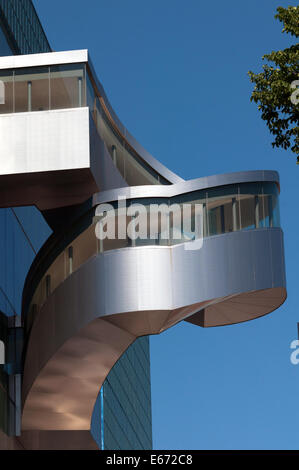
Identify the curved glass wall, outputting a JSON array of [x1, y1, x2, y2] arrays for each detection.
[[86, 72, 168, 186], [26, 181, 280, 320], [0, 63, 169, 186]]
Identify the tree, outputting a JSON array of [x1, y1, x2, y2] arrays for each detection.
[[248, 6, 299, 162]]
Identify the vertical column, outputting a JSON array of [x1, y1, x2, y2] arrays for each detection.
[[78, 77, 82, 107], [112, 145, 117, 166], [205, 193, 210, 237], [232, 197, 237, 232], [169, 199, 173, 245], [11, 71, 15, 113], [220, 205, 225, 233], [27, 81, 32, 112], [268, 196, 273, 227], [68, 246, 73, 276], [255, 196, 259, 228], [202, 202, 207, 238]]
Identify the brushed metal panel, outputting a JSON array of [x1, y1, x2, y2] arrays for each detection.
[[0, 108, 102, 209], [0, 108, 90, 174], [21, 227, 286, 448]]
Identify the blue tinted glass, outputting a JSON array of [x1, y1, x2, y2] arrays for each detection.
[[92, 336, 152, 450]]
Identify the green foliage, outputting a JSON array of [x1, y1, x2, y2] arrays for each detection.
[[248, 6, 299, 162]]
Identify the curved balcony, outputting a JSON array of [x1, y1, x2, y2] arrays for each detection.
[[20, 171, 286, 449]]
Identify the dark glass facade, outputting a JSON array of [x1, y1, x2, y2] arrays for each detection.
[[0, 0, 152, 450], [102, 336, 152, 450], [0, 11, 52, 439], [91, 337, 152, 450], [0, 0, 51, 54]]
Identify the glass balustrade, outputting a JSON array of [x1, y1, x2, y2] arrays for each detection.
[[0, 62, 168, 185], [28, 181, 280, 316], [0, 64, 85, 113]]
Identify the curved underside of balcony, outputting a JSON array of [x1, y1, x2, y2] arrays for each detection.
[[20, 228, 286, 449]]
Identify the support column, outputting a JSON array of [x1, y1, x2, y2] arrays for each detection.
[[232, 197, 237, 231], [255, 196, 259, 228], [27, 81, 32, 112], [68, 246, 73, 275], [112, 145, 117, 166], [78, 77, 82, 107]]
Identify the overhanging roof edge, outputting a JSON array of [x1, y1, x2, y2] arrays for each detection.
[[0, 49, 88, 69]]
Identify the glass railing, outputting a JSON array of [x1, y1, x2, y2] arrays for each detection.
[[27, 181, 280, 319], [86, 72, 167, 186], [0, 64, 86, 113], [0, 62, 169, 186]]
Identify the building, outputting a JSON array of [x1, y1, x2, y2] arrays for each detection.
[[0, 0, 152, 450], [0, 2, 287, 451]]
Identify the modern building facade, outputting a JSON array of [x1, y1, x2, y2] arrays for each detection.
[[0, 1, 287, 452], [0, 1, 152, 450]]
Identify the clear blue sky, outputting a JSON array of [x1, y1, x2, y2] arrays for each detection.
[[34, 0, 299, 449]]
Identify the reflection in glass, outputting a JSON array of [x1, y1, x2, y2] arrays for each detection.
[[0, 69, 13, 114], [207, 186, 241, 235], [92, 93, 163, 186], [50, 64, 85, 110], [14, 66, 50, 112]]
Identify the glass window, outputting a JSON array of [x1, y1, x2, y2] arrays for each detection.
[[71, 223, 98, 271], [238, 183, 258, 230], [207, 185, 240, 236], [50, 64, 85, 110], [14, 66, 50, 113], [86, 73, 96, 112], [27, 180, 281, 319], [95, 99, 125, 177], [0, 70, 13, 114], [262, 182, 280, 228], [93, 97, 162, 186], [99, 202, 130, 252], [44, 250, 66, 295], [123, 144, 160, 186], [172, 191, 207, 244]]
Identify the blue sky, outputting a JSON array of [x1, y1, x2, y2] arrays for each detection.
[[34, 0, 299, 449]]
